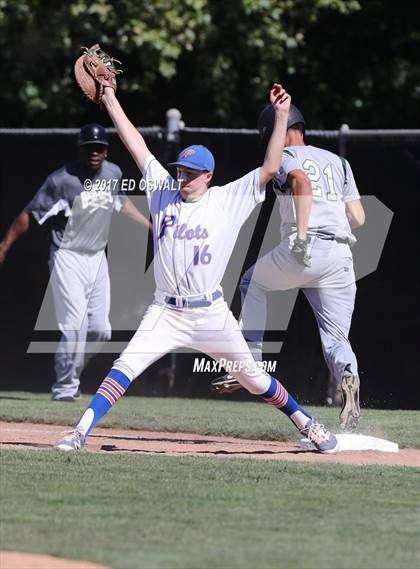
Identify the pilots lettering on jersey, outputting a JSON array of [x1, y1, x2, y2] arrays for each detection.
[[80, 189, 114, 211], [158, 215, 209, 241]]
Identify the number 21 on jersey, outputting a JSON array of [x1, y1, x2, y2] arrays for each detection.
[[302, 159, 338, 201]]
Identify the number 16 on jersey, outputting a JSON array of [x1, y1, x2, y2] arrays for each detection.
[[193, 245, 212, 266]]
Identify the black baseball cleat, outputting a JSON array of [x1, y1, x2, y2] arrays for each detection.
[[340, 371, 360, 431], [210, 374, 243, 394]]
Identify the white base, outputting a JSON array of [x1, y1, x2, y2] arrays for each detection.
[[55, 443, 74, 452], [300, 433, 399, 453]]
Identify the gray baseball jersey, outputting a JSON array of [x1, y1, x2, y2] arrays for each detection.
[[239, 144, 361, 383], [275, 145, 360, 244], [143, 155, 264, 296], [26, 160, 124, 254]]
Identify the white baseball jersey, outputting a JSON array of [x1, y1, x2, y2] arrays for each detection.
[[275, 145, 360, 244], [143, 155, 264, 296]]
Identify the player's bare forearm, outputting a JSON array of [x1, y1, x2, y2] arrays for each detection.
[[259, 84, 291, 189], [101, 87, 152, 174], [289, 171, 312, 240], [0, 210, 30, 264], [121, 198, 153, 231], [345, 199, 365, 228]]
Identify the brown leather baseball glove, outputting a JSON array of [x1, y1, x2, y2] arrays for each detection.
[[74, 44, 122, 104]]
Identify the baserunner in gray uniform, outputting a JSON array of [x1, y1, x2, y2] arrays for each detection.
[[0, 124, 150, 401], [211, 105, 365, 431]]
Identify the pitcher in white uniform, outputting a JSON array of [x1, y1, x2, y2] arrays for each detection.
[[56, 83, 339, 454]]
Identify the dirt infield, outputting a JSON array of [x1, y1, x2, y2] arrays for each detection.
[[0, 551, 110, 569], [1, 421, 419, 466]]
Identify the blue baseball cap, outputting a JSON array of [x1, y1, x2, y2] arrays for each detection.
[[168, 145, 215, 172]]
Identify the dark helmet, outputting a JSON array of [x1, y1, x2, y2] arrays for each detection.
[[78, 123, 109, 146], [258, 104, 306, 142]]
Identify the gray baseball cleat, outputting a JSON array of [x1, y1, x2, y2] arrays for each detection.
[[340, 371, 360, 431], [210, 374, 243, 394], [55, 427, 86, 451], [300, 418, 339, 454], [51, 390, 81, 402]]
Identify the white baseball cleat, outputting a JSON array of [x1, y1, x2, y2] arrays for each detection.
[[300, 418, 339, 454], [55, 427, 86, 451]]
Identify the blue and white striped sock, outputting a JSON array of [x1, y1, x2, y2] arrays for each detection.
[[75, 368, 131, 437], [262, 376, 312, 431]]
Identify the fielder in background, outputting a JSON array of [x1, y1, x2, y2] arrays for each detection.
[[56, 73, 339, 454], [0, 124, 151, 401], [211, 104, 365, 431]]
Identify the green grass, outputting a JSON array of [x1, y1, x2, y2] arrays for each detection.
[[1, 450, 419, 569], [1, 393, 419, 568], [0, 391, 419, 448]]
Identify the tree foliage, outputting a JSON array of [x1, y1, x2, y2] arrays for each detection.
[[0, 0, 418, 128]]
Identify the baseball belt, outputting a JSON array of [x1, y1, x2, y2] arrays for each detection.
[[164, 290, 223, 308]]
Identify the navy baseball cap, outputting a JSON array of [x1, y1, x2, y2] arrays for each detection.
[[78, 123, 109, 146], [168, 145, 215, 172]]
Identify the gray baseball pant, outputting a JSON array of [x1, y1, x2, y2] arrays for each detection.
[[48, 247, 111, 398], [239, 235, 359, 381]]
